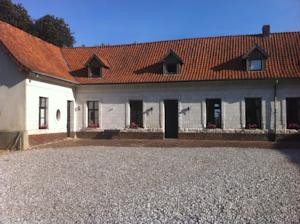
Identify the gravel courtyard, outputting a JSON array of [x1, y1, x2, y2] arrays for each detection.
[[0, 147, 299, 223]]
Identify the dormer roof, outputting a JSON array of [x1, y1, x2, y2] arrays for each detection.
[[85, 54, 110, 68], [160, 49, 183, 64], [242, 44, 269, 59]]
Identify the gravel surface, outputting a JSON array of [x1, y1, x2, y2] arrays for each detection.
[[0, 147, 299, 223]]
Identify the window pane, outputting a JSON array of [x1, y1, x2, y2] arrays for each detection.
[[88, 101, 93, 109], [87, 101, 99, 127], [249, 60, 262, 71], [91, 66, 101, 77], [130, 100, 143, 128], [166, 64, 177, 74], [286, 98, 300, 129], [40, 98, 45, 107], [206, 99, 221, 128], [245, 98, 261, 129], [94, 102, 99, 109], [39, 97, 48, 129]]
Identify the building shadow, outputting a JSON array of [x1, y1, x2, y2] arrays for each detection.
[[273, 134, 300, 167], [134, 63, 162, 74], [70, 68, 88, 77], [212, 56, 245, 71]]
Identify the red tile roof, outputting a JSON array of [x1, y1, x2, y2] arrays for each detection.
[[1, 21, 300, 85], [0, 21, 75, 82]]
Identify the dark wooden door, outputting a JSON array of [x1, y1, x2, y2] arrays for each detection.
[[67, 101, 72, 137], [164, 100, 178, 138]]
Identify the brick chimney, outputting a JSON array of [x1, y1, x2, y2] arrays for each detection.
[[262, 25, 270, 37]]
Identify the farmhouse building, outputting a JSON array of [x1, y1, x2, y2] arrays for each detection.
[[0, 21, 299, 149]]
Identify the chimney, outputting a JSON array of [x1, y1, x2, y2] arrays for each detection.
[[262, 25, 270, 37]]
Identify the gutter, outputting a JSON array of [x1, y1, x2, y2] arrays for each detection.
[[30, 71, 79, 85]]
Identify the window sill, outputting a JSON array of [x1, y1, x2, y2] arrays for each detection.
[[85, 127, 101, 132], [39, 127, 48, 130], [125, 128, 145, 132]]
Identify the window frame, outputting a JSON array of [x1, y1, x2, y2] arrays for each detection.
[[39, 97, 48, 129], [245, 98, 262, 129], [286, 97, 300, 130], [206, 99, 222, 129], [129, 100, 143, 128], [87, 101, 99, 128]]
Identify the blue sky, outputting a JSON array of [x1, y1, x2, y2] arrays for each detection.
[[14, 0, 300, 47]]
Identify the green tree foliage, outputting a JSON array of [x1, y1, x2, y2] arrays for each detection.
[[0, 0, 33, 33], [0, 0, 75, 47], [34, 15, 75, 47]]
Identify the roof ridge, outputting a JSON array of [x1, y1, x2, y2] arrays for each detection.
[[59, 48, 72, 71], [63, 31, 300, 50]]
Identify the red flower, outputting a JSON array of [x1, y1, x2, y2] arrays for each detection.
[[88, 123, 99, 128], [246, 123, 258, 129], [130, 122, 138, 129], [288, 123, 300, 130], [207, 122, 216, 129]]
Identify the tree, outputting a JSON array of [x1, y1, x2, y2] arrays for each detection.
[[0, 0, 33, 33], [34, 15, 75, 47]]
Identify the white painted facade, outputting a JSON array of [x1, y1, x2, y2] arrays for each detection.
[[75, 80, 300, 134], [0, 45, 300, 149], [25, 78, 76, 135], [0, 48, 26, 132]]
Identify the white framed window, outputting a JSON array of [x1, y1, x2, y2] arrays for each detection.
[[87, 101, 99, 128], [39, 97, 48, 129]]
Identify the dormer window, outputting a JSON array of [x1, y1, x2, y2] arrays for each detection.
[[89, 64, 101, 77], [166, 63, 178, 74], [160, 49, 183, 75], [248, 59, 263, 71], [243, 44, 269, 72], [85, 54, 110, 78]]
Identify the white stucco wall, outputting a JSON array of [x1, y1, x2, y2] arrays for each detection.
[[75, 80, 300, 133], [0, 47, 26, 131], [25, 79, 76, 135]]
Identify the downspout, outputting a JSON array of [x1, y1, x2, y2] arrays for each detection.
[[273, 79, 279, 141]]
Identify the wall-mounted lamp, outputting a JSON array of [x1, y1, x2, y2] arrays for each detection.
[[144, 107, 153, 115], [179, 107, 191, 115]]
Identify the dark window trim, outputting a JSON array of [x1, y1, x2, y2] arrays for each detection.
[[129, 100, 143, 128], [206, 99, 222, 129], [87, 101, 99, 128], [245, 98, 262, 129], [39, 97, 48, 129]]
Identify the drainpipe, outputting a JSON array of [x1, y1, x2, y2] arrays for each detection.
[[273, 79, 279, 141]]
